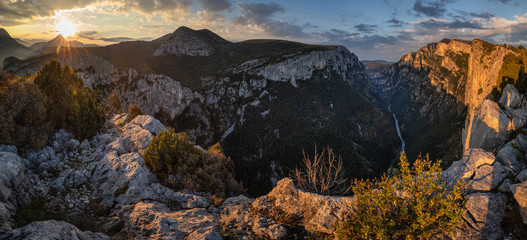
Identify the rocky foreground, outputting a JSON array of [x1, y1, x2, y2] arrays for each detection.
[[1, 85, 527, 239]]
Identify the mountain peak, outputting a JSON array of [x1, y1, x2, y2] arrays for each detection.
[[0, 28, 12, 39]]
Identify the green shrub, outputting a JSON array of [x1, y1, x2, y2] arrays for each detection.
[[34, 60, 106, 140], [128, 104, 144, 120], [144, 130, 243, 197], [0, 72, 49, 151], [335, 153, 466, 239]]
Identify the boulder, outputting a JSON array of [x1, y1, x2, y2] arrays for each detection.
[[64, 139, 80, 152], [466, 99, 511, 151], [510, 108, 527, 130], [469, 162, 507, 191], [443, 148, 496, 184], [121, 115, 167, 155], [121, 201, 221, 240], [251, 178, 356, 234], [452, 192, 507, 240], [499, 84, 522, 109], [219, 203, 286, 239], [511, 180, 527, 225], [0, 146, 16, 155], [0, 220, 109, 240], [496, 145, 524, 175]]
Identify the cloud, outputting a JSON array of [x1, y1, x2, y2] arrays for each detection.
[[198, 0, 231, 12], [487, 0, 513, 3], [0, 0, 194, 26], [234, 2, 284, 25], [386, 18, 405, 27], [505, 23, 527, 42], [411, 0, 455, 18], [470, 11, 494, 19], [414, 18, 487, 33], [321, 28, 414, 50], [233, 2, 308, 38], [355, 24, 377, 33]]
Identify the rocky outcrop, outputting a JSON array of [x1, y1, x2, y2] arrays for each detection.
[[119, 201, 221, 240], [0, 151, 37, 233], [121, 115, 167, 155], [443, 137, 527, 239], [0, 220, 109, 240], [464, 99, 511, 151], [236, 46, 367, 88], [219, 178, 356, 238], [368, 39, 523, 166]]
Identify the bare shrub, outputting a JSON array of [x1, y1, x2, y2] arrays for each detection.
[[291, 146, 351, 195]]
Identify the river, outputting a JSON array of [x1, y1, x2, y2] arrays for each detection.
[[388, 105, 405, 169]]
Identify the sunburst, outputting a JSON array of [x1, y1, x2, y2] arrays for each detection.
[[56, 19, 76, 37]]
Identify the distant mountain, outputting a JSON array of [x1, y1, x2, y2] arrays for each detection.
[[29, 35, 87, 54], [0, 28, 33, 67], [362, 60, 393, 70], [153, 26, 231, 56], [5, 26, 400, 195]]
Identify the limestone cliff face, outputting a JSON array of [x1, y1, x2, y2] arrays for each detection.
[[371, 39, 518, 165]]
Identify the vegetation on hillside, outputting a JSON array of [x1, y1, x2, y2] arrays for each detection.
[[128, 104, 144, 120], [335, 153, 466, 239], [144, 130, 243, 197], [496, 52, 527, 94], [0, 60, 106, 151], [34, 60, 105, 140]]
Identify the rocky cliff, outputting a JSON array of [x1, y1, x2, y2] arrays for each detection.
[[370, 39, 524, 166]]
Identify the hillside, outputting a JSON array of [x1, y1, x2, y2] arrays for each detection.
[[0, 28, 33, 66]]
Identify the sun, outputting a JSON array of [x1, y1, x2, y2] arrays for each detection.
[[56, 19, 77, 37]]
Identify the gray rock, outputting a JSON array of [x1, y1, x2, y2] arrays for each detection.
[[517, 168, 527, 182], [496, 145, 524, 175], [443, 148, 496, 184], [27, 147, 55, 170], [499, 84, 522, 109], [221, 195, 253, 208], [0, 152, 28, 233], [121, 201, 221, 240], [107, 137, 134, 156], [510, 180, 527, 225], [64, 139, 80, 152], [452, 192, 507, 240], [78, 139, 90, 150], [0, 146, 17, 155], [252, 178, 356, 234], [52, 130, 74, 152], [511, 108, 527, 130], [220, 204, 285, 240], [469, 162, 507, 191], [121, 115, 167, 155], [466, 99, 511, 151], [65, 171, 87, 188], [0, 220, 109, 240], [0, 152, 25, 189]]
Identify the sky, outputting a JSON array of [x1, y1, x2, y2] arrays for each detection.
[[2, 0, 527, 61]]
